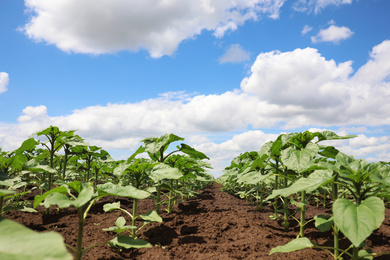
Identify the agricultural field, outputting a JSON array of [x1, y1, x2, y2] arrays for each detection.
[[1, 127, 390, 259]]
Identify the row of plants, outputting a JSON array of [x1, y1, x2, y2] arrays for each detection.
[[217, 130, 390, 260], [0, 126, 213, 260]]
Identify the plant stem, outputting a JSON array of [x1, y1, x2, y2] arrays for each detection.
[[299, 190, 306, 237], [132, 198, 138, 238], [333, 224, 339, 259], [156, 184, 161, 213], [75, 207, 85, 260], [352, 246, 359, 260]]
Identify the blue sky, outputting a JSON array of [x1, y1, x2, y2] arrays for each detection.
[[1, 0, 390, 176]]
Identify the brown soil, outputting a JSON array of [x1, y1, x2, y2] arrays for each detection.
[[5, 182, 390, 259]]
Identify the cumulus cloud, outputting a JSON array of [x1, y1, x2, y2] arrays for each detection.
[[0, 72, 9, 94], [241, 47, 353, 109], [293, 0, 353, 14], [311, 24, 354, 43], [21, 0, 286, 58], [219, 44, 250, 64], [1, 40, 390, 175]]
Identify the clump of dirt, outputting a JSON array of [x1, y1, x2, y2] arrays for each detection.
[[6, 183, 390, 259]]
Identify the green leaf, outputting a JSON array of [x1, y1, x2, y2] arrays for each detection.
[[43, 193, 73, 208], [139, 210, 162, 223], [149, 164, 183, 181], [115, 216, 126, 228], [281, 143, 319, 173], [314, 214, 333, 232], [127, 145, 146, 162], [0, 189, 17, 197], [0, 217, 72, 260], [15, 138, 39, 154], [113, 162, 132, 177], [178, 144, 209, 160], [103, 202, 121, 212], [110, 235, 152, 249], [333, 197, 385, 247], [266, 169, 333, 200], [143, 134, 184, 155], [270, 237, 315, 255], [370, 167, 390, 187], [33, 185, 69, 208], [97, 183, 150, 199], [237, 171, 272, 185]]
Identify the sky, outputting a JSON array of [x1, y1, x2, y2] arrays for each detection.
[[1, 0, 390, 177]]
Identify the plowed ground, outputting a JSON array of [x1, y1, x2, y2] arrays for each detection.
[[6, 182, 390, 259]]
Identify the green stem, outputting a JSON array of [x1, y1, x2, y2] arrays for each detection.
[[333, 224, 339, 259], [156, 184, 161, 213], [132, 198, 138, 238], [75, 207, 85, 260], [299, 190, 306, 237], [352, 246, 359, 260]]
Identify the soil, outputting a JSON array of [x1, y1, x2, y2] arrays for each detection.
[[5, 182, 390, 260]]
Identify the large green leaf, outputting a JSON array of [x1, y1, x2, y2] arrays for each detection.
[[109, 235, 152, 249], [178, 144, 209, 160], [113, 162, 132, 177], [370, 166, 390, 187], [0, 217, 72, 260], [315, 131, 356, 142], [33, 185, 69, 208], [333, 197, 385, 247], [143, 134, 184, 155], [266, 169, 333, 200], [97, 183, 150, 199], [149, 164, 183, 181], [281, 143, 319, 173], [270, 237, 315, 255], [237, 171, 272, 185], [42, 185, 95, 208]]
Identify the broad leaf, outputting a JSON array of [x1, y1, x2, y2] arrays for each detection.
[[370, 167, 390, 187], [0, 217, 72, 260], [270, 237, 315, 255], [237, 171, 272, 185], [178, 144, 209, 160], [139, 210, 162, 223], [110, 235, 152, 249], [314, 214, 333, 232], [149, 164, 183, 181], [333, 197, 385, 247], [266, 169, 333, 200], [97, 183, 150, 199], [103, 202, 121, 212], [281, 143, 319, 173]]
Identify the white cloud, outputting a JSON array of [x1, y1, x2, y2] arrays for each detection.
[[293, 0, 353, 14], [0, 72, 9, 94], [2, 40, 390, 176], [219, 44, 250, 64], [21, 0, 286, 58], [311, 24, 354, 44], [301, 25, 313, 35], [241, 47, 353, 109]]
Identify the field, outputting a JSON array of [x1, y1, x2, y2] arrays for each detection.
[[6, 182, 390, 260], [2, 129, 390, 259]]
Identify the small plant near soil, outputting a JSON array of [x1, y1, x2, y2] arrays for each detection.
[[34, 181, 107, 260], [103, 202, 162, 248]]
